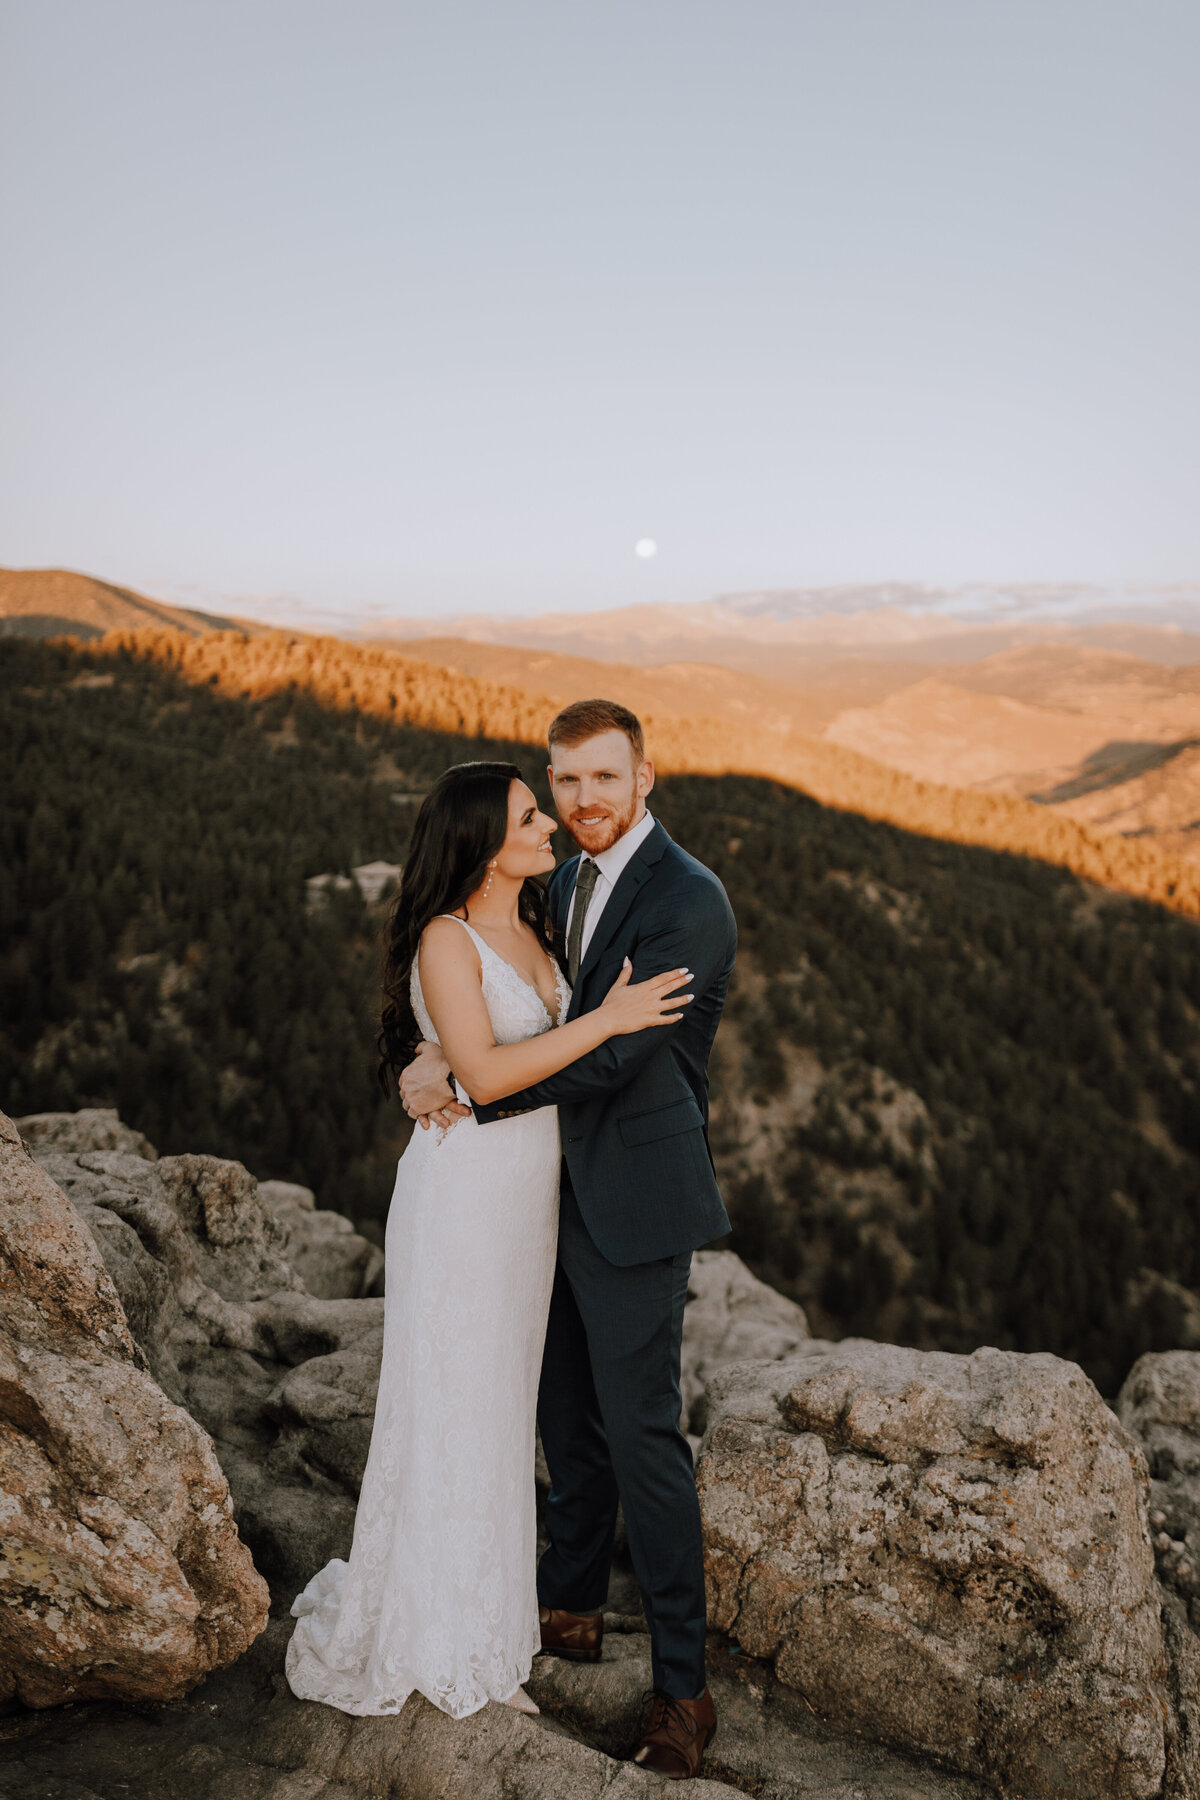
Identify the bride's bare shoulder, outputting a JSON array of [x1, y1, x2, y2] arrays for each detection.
[[418, 915, 482, 976]]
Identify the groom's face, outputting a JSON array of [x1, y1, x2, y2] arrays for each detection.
[[548, 728, 654, 855]]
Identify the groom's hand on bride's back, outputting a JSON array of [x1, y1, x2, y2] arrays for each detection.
[[399, 1041, 472, 1131]]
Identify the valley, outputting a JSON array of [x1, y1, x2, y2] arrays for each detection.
[[5, 628, 1200, 1398]]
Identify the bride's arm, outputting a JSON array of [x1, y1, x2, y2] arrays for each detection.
[[416, 918, 691, 1107]]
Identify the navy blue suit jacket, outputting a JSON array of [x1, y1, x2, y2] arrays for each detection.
[[473, 819, 736, 1265]]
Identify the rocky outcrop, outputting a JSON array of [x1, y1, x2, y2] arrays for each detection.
[[9, 1105, 1200, 1800], [18, 1116, 808, 1597], [23, 1130, 377, 1588], [681, 1249, 809, 1438], [698, 1337, 1187, 1800], [1, 1611, 995, 1799], [1118, 1351, 1200, 1636], [16, 1106, 158, 1161], [258, 1179, 384, 1300], [0, 1112, 268, 1707], [526, 1625, 996, 1798]]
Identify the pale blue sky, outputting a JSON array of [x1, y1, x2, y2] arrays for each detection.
[[2, 1, 1197, 624]]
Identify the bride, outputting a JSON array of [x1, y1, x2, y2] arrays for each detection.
[[285, 759, 692, 1720]]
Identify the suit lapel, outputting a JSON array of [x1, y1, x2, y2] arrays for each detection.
[[548, 856, 577, 972], [568, 820, 670, 1015]]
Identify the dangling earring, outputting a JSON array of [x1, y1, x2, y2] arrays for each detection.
[[483, 859, 496, 898]]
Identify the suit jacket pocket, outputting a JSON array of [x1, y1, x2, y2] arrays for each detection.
[[617, 1095, 705, 1148]]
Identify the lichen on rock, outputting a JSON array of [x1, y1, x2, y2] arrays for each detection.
[[698, 1337, 1178, 1800], [1118, 1350, 1200, 1638], [0, 1110, 269, 1708]]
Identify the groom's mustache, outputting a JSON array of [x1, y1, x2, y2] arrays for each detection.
[[564, 804, 623, 839]]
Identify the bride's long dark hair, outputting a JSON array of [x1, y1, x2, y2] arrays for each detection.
[[377, 760, 552, 1093]]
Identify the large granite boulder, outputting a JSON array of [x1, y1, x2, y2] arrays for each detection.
[[0, 1112, 269, 1707], [31, 1145, 307, 1391], [23, 1135, 378, 1589], [698, 1337, 1187, 1800], [1118, 1351, 1200, 1633]]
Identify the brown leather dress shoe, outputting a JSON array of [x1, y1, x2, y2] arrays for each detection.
[[632, 1687, 717, 1779], [538, 1604, 604, 1663]]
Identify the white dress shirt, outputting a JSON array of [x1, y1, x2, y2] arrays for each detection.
[[565, 809, 657, 964]]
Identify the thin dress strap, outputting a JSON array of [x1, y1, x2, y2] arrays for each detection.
[[435, 913, 489, 955]]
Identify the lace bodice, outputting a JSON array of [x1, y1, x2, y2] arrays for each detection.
[[411, 916, 570, 1049]]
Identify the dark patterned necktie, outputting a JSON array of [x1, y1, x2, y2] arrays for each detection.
[[567, 858, 599, 983]]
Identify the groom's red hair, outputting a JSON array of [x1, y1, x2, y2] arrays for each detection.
[[547, 698, 645, 763]]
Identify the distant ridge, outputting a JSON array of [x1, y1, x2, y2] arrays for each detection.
[[367, 582, 1200, 672], [0, 567, 272, 641]]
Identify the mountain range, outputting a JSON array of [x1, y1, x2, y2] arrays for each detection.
[[6, 564, 1200, 863], [375, 582, 1200, 672]]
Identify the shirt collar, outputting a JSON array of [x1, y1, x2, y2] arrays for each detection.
[[585, 808, 656, 886]]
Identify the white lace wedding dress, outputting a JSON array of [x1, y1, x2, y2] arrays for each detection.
[[285, 917, 569, 1718]]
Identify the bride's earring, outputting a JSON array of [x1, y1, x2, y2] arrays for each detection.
[[483, 860, 496, 899]]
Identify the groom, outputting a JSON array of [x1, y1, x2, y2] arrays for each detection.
[[401, 698, 736, 1779]]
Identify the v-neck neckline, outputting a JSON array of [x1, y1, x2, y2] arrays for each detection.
[[448, 915, 564, 1023]]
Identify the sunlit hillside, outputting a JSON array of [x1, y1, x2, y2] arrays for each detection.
[[825, 643, 1200, 860], [0, 566, 264, 640], [389, 634, 1200, 865], [93, 624, 1200, 916], [376, 633, 930, 734], [11, 565, 1200, 873], [5, 629, 1200, 1398]]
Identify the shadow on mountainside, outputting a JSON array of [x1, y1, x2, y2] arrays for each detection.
[[1032, 736, 1200, 805], [4, 631, 1200, 1396]]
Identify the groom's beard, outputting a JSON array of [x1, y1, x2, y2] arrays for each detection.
[[561, 792, 640, 856]]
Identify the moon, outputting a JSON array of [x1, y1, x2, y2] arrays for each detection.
[[635, 538, 658, 559]]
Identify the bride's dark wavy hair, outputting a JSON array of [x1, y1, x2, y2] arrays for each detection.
[[377, 760, 551, 1094]]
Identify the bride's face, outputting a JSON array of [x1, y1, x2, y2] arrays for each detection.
[[494, 779, 557, 879]]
